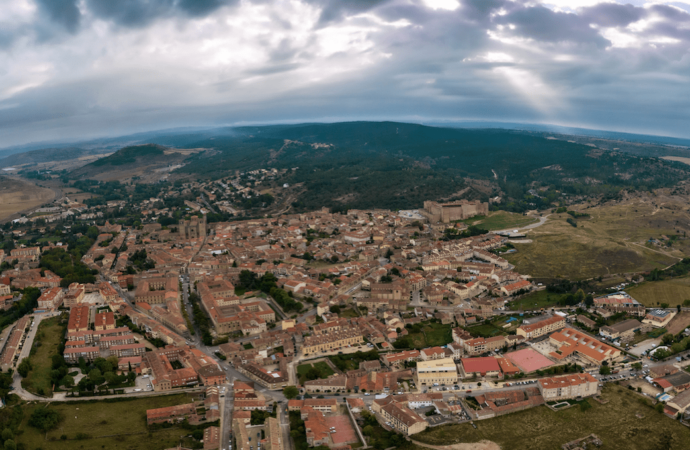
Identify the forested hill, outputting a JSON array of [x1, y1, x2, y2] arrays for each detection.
[[167, 122, 689, 212]]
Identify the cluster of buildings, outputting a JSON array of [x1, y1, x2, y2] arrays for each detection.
[[141, 345, 226, 391]]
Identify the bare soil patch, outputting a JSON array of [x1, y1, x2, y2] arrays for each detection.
[[666, 312, 690, 335], [0, 176, 55, 221]]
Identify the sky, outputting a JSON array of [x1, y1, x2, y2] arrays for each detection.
[[1, 0, 690, 148]]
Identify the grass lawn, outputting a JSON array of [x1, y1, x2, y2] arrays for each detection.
[[423, 322, 453, 347], [36, 236, 61, 243], [399, 322, 453, 349], [339, 308, 359, 318], [296, 361, 335, 384], [22, 315, 66, 397], [412, 385, 690, 450], [626, 278, 690, 307], [508, 290, 561, 311], [17, 394, 195, 450], [466, 323, 506, 338], [457, 211, 538, 231]]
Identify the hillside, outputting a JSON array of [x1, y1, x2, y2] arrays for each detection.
[[169, 122, 690, 212], [70, 144, 200, 182], [65, 122, 690, 212]]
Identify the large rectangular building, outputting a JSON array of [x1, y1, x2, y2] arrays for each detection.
[[538, 373, 598, 401], [516, 316, 565, 339], [302, 328, 364, 356], [68, 305, 90, 332], [422, 200, 488, 223], [416, 357, 458, 386]]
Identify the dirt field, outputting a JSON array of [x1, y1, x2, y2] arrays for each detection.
[[0, 176, 56, 221], [665, 312, 690, 335], [662, 156, 690, 166], [505, 190, 690, 280]]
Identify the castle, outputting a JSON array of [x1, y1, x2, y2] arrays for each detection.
[[421, 200, 488, 223]]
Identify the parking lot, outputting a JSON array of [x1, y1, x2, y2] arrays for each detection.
[[627, 338, 660, 356]]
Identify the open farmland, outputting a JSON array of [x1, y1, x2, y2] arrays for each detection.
[[17, 394, 197, 450], [504, 192, 689, 280], [627, 278, 690, 308], [412, 385, 690, 450], [0, 176, 55, 222]]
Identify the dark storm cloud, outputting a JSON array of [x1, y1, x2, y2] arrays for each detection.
[[309, 0, 393, 26], [2, 0, 690, 147], [579, 3, 646, 27], [496, 6, 611, 47], [85, 0, 239, 27], [35, 0, 81, 33]]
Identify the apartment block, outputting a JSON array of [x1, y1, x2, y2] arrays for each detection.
[[538, 373, 598, 401], [516, 316, 566, 339], [302, 327, 363, 356], [67, 305, 90, 332]]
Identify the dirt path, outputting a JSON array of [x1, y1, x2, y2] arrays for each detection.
[[411, 439, 501, 450], [629, 241, 682, 263]]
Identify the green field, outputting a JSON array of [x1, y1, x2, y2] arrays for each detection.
[[467, 315, 524, 338], [460, 211, 539, 231], [17, 394, 197, 450], [339, 308, 360, 318], [296, 361, 335, 384], [412, 385, 690, 450], [508, 290, 560, 311], [626, 278, 690, 307], [22, 315, 66, 397], [395, 322, 452, 349]]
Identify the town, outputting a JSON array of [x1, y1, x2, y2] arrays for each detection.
[[1, 193, 690, 450]]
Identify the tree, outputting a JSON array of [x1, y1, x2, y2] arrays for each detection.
[[89, 368, 104, 385], [3, 440, 15, 450], [29, 408, 62, 432], [574, 289, 585, 304], [362, 425, 374, 436], [662, 333, 675, 346], [329, 305, 341, 315], [1, 429, 13, 442], [61, 375, 75, 388], [678, 304, 682, 313], [17, 358, 32, 378], [283, 386, 299, 400], [661, 303, 670, 309], [599, 366, 612, 375]]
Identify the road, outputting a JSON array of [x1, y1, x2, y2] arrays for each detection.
[[494, 214, 551, 235], [11, 311, 66, 400]]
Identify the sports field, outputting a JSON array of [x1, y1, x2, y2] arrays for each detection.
[[506, 348, 554, 372]]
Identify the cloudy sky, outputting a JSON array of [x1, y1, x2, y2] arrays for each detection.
[[1, 0, 690, 147]]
